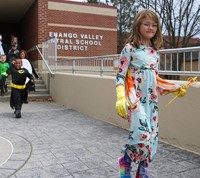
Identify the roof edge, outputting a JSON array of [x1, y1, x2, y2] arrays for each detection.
[[48, 0, 116, 9]]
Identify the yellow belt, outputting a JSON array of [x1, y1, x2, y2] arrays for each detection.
[[10, 82, 26, 89]]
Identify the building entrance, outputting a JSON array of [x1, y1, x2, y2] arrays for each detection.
[[0, 0, 35, 54], [0, 0, 117, 69]]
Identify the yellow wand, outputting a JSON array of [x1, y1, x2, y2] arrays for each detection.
[[165, 76, 198, 107]]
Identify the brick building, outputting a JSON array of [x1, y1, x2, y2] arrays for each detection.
[[0, 0, 117, 67]]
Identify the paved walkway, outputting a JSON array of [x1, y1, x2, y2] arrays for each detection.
[[0, 101, 200, 178]]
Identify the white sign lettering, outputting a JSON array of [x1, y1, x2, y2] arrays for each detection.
[[49, 32, 103, 51]]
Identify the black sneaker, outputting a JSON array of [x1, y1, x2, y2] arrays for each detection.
[[15, 110, 21, 118], [23, 100, 29, 104]]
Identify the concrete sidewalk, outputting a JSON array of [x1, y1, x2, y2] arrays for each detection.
[[0, 101, 200, 178]]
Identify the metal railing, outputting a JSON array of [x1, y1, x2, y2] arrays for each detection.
[[42, 37, 57, 73], [35, 45, 55, 77], [159, 46, 200, 76], [40, 42, 200, 77], [54, 55, 119, 76]]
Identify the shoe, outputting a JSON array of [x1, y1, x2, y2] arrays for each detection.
[[15, 110, 21, 118], [118, 157, 132, 178], [1, 92, 4, 96], [135, 162, 149, 178], [23, 100, 29, 104]]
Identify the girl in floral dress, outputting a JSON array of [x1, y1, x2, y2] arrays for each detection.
[[115, 9, 186, 178]]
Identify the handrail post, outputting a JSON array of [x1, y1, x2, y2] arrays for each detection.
[[198, 51, 200, 71], [72, 60, 75, 74], [100, 57, 103, 76], [54, 37, 58, 71]]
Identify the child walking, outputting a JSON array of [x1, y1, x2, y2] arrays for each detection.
[[115, 9, 186, 178], [0, 55, 9, 96], [20, 50, 39, 104], [7, 59, 34, 118]]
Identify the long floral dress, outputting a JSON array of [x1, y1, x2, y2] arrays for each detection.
[[116, 43, 181, 164]]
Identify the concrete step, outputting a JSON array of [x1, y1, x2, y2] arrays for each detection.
[[4, 88, 49, 95], [32, 80, 45, 84], [7, 79, 45, 85], [0, 76, 51, 102], [0, 93, 52, 102], [7, 84, 47, 90]]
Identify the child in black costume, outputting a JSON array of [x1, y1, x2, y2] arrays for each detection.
[[7, 59, 34, 118]]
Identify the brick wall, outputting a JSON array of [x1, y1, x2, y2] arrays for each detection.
[[48, 0, 117, 57], [48, 27, 117, 57], [20, 0, 117, 63], [20, 1, 38, 50], [48, 10, 116, 28], [38, 0, 48, 44], [20, 0, 48, 62]]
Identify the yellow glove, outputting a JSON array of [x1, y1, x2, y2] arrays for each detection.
[[172, 87, 186, 98], [115, 85, 129, 119]]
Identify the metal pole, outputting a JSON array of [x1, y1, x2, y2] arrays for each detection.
[[35, 45, 54, 77], [100, 58, 103, 76], [54, 37, 58, 71]]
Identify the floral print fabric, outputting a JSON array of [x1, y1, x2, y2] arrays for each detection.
[[116, 43, 180, 163]]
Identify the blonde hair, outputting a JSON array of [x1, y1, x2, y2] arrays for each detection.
[[126, 9, 163, 50], [0, 54, 6, 58]]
